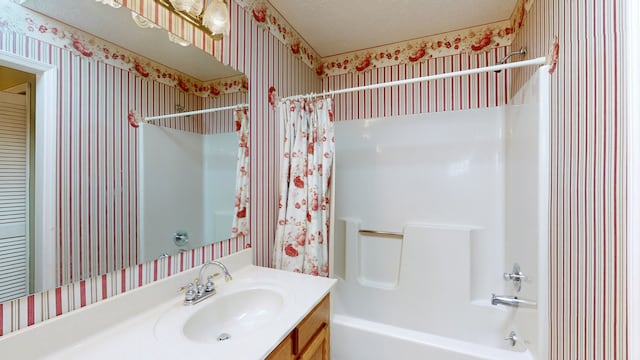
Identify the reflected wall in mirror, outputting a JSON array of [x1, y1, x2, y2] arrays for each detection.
[[0, 0, 249, 304]]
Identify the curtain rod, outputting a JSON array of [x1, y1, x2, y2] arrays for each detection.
[[280, 57, 548, 102], [144, 103, 249, 122]]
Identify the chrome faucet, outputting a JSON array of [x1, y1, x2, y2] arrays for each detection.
[[182, 260, 233, 305], [198, 260, 233, 284], [491, 294, 536, 307]]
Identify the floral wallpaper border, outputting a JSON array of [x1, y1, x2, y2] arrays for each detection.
[[0, 2, 248, 98], [235, 0, 320, 70], [237, 0, 533, 77], [317, 21, 513, 77], [316, 0, 533, 77]]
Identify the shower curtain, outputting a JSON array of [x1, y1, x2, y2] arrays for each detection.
[[273, 98, 335, 276], [232, 108, 250, 237]]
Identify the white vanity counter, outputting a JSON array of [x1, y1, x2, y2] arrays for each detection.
[[0, 249, 336, 360]]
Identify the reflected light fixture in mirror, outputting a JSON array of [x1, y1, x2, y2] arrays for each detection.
[[130, 11, 191, 46], [157, 0, 230, 39], [95, 0, 121, 8], [131, 12, 160, 29], [202, 0, 230, 36]]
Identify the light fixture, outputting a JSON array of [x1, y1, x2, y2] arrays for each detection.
[[131, 12, 161, 29], [202, 0, 230, 37], [156, 0, 230, 39], [95, 0, 122, 9], [167, 33, 192, 47]]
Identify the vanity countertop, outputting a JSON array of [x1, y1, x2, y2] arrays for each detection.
[[0, 249, 336, 360]]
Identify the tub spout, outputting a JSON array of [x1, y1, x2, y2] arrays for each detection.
[[491, 294, 536, 307]]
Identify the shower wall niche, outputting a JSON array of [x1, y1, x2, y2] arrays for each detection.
[[138, 125, 237, 262]]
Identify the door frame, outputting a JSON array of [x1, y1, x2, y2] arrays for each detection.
[[0, 50, 57, 292]]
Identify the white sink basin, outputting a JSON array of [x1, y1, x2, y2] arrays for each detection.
[[154, 283, 287, 345], [183, 288, 284, 343]]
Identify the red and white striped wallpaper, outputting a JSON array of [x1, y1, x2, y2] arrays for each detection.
[[324, 47, 510, 121], [7, 3, 629, 359], [121, 0, 322, 266], [201, 91, 248, 134], [217, 1, 322, 267], [511, 0, 628, 359]]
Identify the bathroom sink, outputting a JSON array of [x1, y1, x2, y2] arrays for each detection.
[[183, 288, 284, 343], [154, 286, 285, 344]]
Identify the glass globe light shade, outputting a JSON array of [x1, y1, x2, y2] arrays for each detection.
[[188, 0, 203, 16], [95, 0, 122, 8], [202, 0, 229, 36], [168, 0, 196, 12]]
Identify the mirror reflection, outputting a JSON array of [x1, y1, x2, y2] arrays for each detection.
[[0, 0, 248, 303]]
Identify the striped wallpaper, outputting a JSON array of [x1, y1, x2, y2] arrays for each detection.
[[121, 0, 323, 266], [201, 91, 248, 134], [0, 0, 319, 337], [324, 46, 510, 121], [511, 0, 628, 359], [2, 1, 629, 358], [216, 1, 323, 267]]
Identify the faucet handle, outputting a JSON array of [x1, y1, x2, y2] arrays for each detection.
[[183, 283, 196, 302], [205, 275, 215, 292], [504, 331, 518, 347], [196, 282, 205, 296]]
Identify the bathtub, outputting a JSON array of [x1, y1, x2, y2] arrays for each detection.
[[331, 314, 534, 360]]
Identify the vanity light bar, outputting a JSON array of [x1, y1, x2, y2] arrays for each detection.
[[155, 0, 225, 40]]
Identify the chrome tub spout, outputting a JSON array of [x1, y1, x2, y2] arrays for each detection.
[[491, 294, 536, 307]]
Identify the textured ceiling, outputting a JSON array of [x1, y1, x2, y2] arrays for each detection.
[[268, 0, 519, 57]]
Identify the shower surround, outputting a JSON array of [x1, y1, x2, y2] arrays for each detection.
[[331, 67, 549, 359]]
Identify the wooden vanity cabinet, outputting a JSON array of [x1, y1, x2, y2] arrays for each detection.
[[266, 295, 330, 360]]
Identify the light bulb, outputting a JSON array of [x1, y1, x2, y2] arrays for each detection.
[[202, 0, 229, 36], [169, 0, 196, 12], [188, 0, 203, 16]]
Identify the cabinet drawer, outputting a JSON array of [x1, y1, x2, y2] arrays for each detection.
[[266, 333, 294, 360], [298, 324, 328, 360], [294, 295, 330, 355]]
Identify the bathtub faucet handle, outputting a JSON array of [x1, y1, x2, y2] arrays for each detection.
[[503, 263, 526, 292], [503, 331, 518, 347]]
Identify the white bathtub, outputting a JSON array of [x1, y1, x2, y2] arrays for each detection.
[[331, 314, 534, 360]]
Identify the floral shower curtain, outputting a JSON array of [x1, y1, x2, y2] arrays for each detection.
[[273, 98, 335, 276], [232, 108, 250, 237]]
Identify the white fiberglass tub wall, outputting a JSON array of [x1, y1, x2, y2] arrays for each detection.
[[139, 126, 236, 261], [504, 66, 550, 359], [139, 125, 204, 261], [331, 68, 549, 360]]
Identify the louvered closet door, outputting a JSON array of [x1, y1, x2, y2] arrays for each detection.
[[0, 90, 29, 303]]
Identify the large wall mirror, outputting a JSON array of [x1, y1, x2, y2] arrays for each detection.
[[0, 0, 248, 304]]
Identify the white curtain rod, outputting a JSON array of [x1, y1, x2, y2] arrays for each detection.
[[280, 56, 548, 102], [144, 103, 249, 122]]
